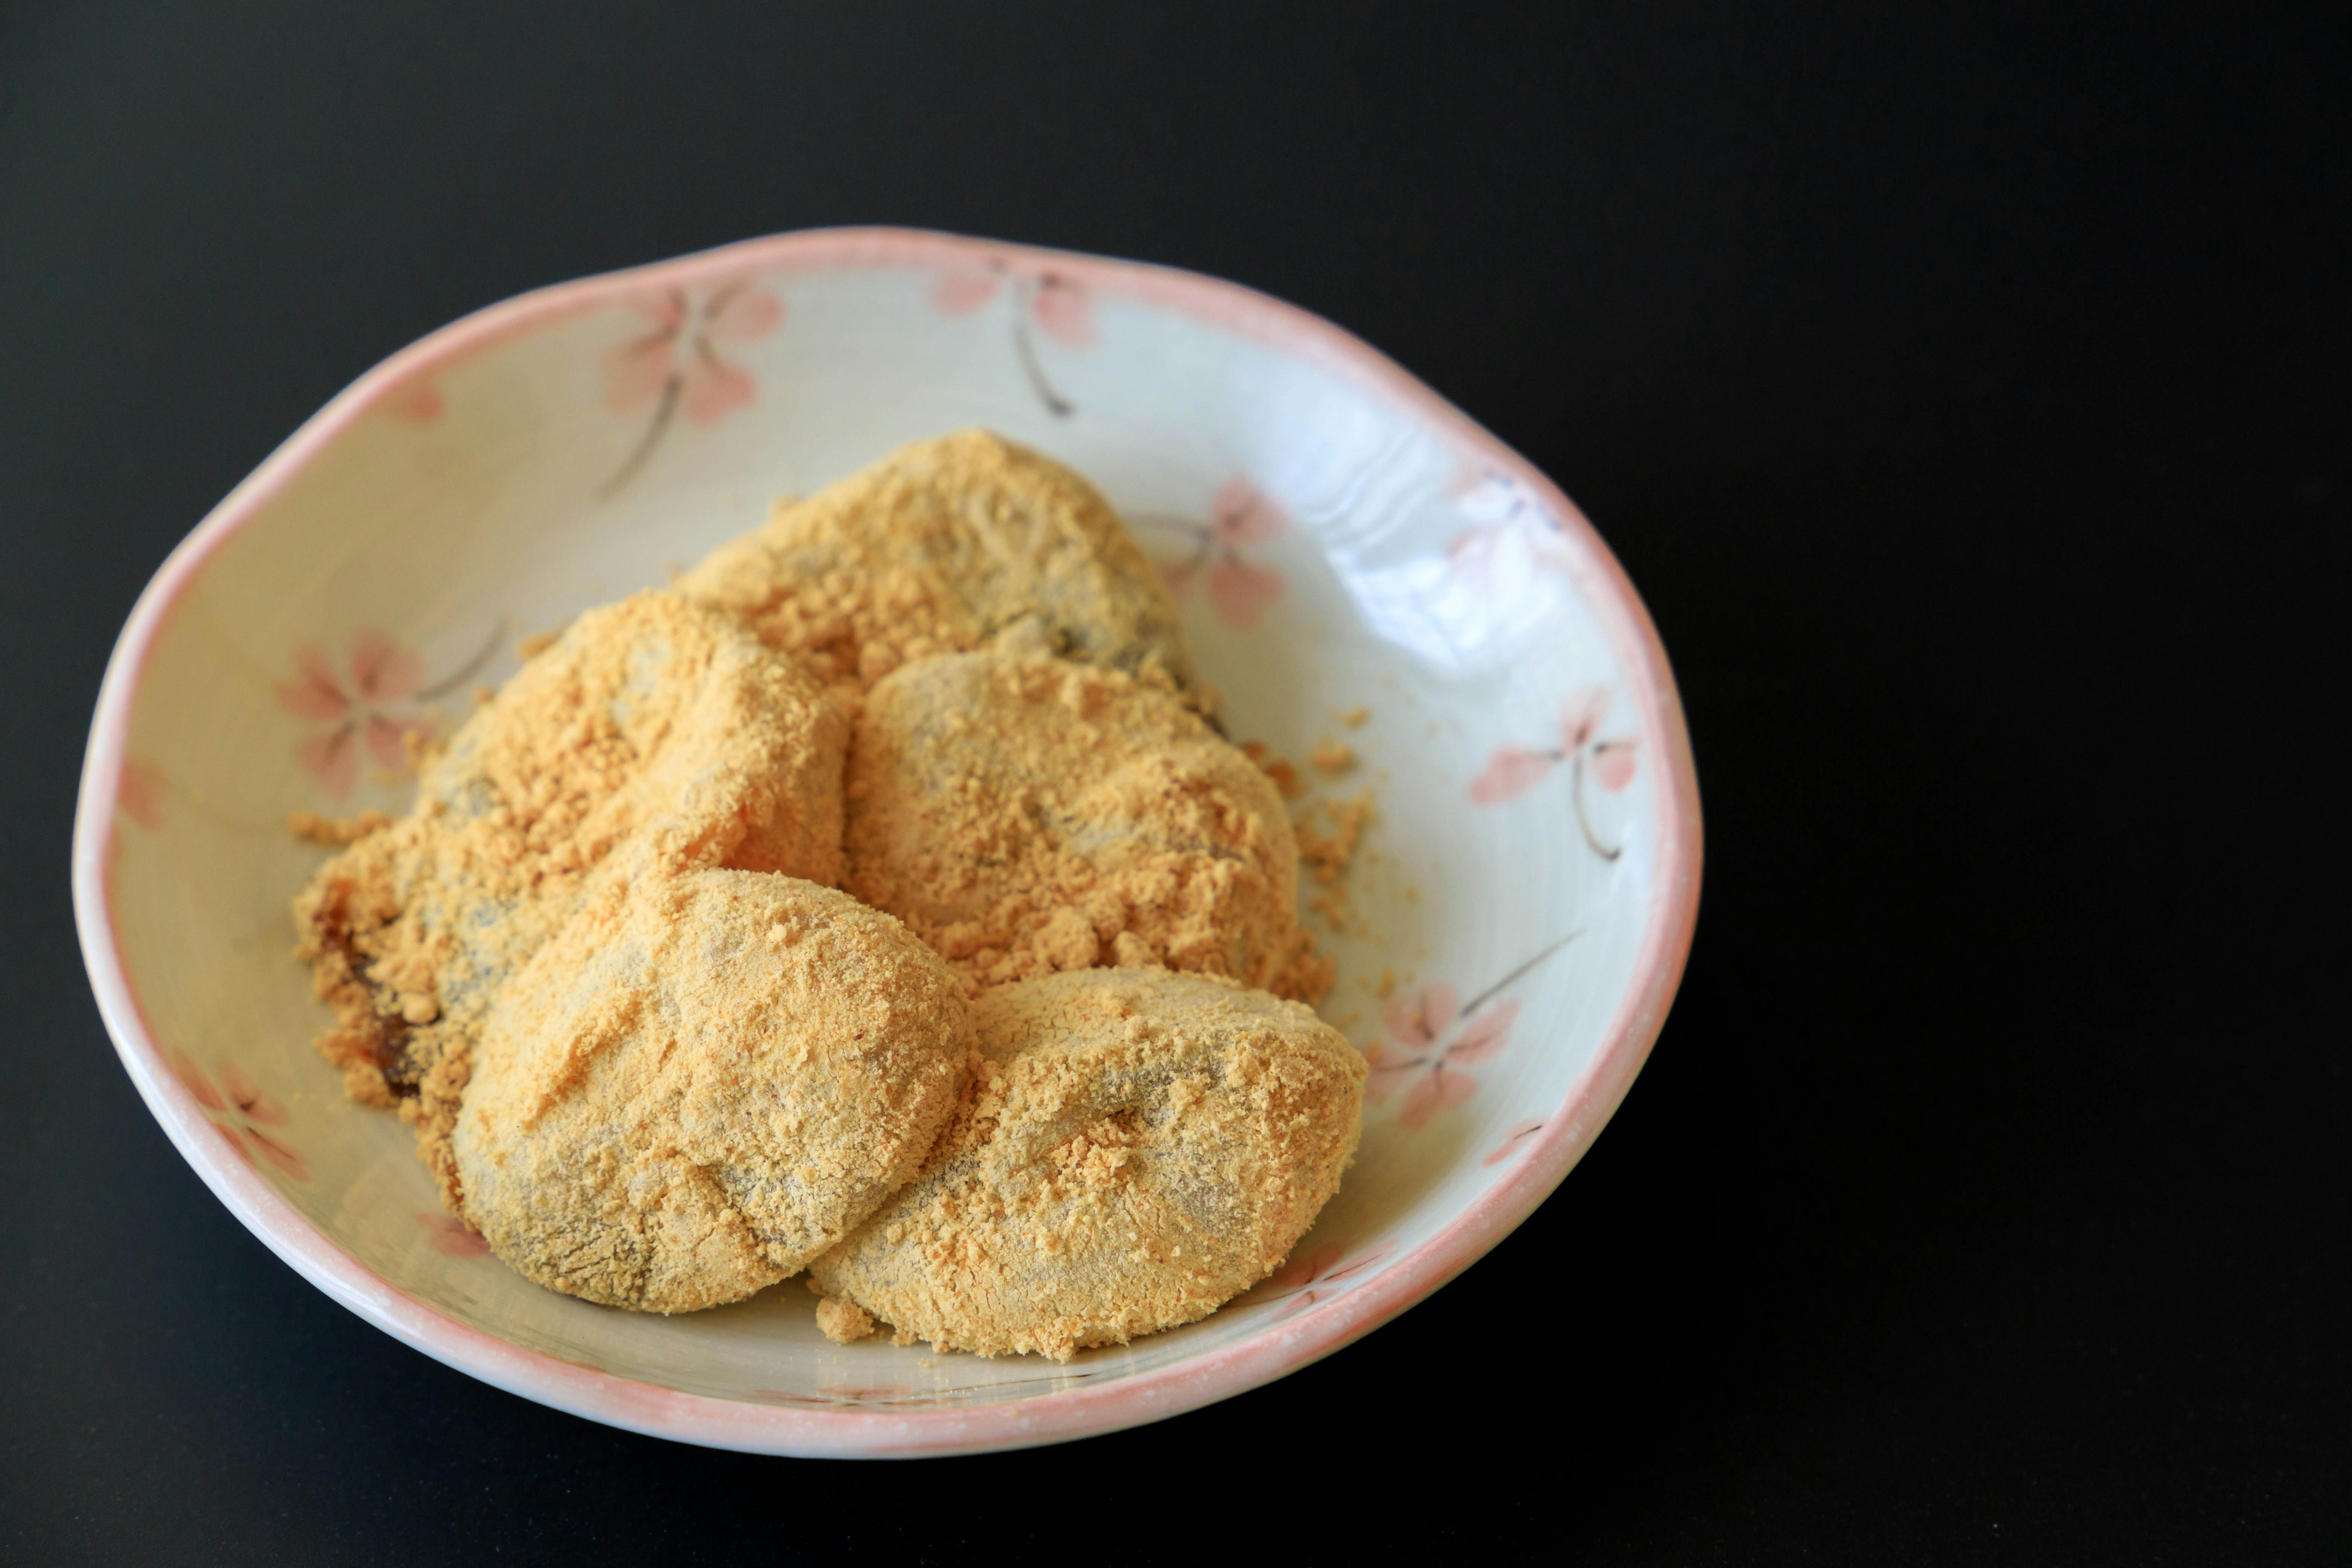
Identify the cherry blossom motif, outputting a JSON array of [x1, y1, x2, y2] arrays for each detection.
[[1141, 477, 1289, 630], [276, 623, 503, 799], [1446, 467, 1574, 590], [383, 379, 445, 423], [117, 758, 166, 831], [1468, 685, 1640, 859], [599, 277, 783, 493], [418, 1210, 491, 1258], [1366, 932, 1580, 1131], [1260, 1240, 1398, 1321], [276, 632, 432, 797], [165, 1049, 309, 1182], [1373, 988, 1520, 1129], [1483, 1118, 1547, 1167], [930, 258, 1095, 416]]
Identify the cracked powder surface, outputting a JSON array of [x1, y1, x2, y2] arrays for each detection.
[[809, 967, 1365, 1360], [290, 590, 850, 1205], [285, 435, 1371, 1351], [675, 429, 1194, 696], [843, 647, 1333, 1002], [454, 867, 973, 1313]]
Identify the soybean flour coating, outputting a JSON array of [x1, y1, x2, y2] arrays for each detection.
[[290, 431, 1365, 1355]]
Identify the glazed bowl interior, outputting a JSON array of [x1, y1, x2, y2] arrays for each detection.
[[74, 228, 1698, 1455]]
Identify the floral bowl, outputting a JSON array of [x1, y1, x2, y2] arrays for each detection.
[[72, 228, 1700, 1457]]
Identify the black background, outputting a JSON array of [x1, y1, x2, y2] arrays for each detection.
[[4, 2, 2344, 1561]]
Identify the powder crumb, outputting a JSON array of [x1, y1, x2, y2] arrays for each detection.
[[1340, 706, 1370, 728], [1241, 742, 1309, 800], [816, 1295, 879, 1345], [514, 626, 564, 660], [1297, 793, 1376, 888], [400, 728, 443, 772], [470, 685, 497, 707], [1296, 791, 1377, 934], [1310, 741, 1357, 775], [1308, 888, 1354, 931], [1375, 969, 1396, 998], [288, 810, 391, 846]]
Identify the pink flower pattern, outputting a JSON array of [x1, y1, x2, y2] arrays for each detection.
[[117, 758, 166, 831], [1148, 477, 1289, 630], [383, 379, 445, 423], [600, 279, 783, 493], [1367, 932, 1580, 1130], [1446, 468, 1574, 590], [1468, 685, 1640, 859], [166, 1050, 309, 1182], [419, 1210, 491, 1258], [931, 258, 1095, 416], [1372, 985, 1521, 1129], [276, 632, 435, 798], [1259, 1240, 1398, 1321], [277, 623, 503, 799], [187, 296, 1613, 1313]]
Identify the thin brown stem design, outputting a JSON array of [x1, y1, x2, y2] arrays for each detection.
[[600, 372, 680, 498], [1011, 278, 1074, 417], [1570, 750, 1622, 861], [414, 616, 511, 701], [1456, 929, 1586, 1019]]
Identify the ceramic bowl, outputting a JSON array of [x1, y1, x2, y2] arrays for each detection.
[[72, 227, 1700, 1457]]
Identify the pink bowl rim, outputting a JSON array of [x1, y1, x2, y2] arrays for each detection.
[[70, 225, 1703, 1458]]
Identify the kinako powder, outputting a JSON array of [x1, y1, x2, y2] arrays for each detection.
[[674, 429, 1195, 698], [451, 867, 977, 1315], [807, 967, 1366, 1360], [292, 592, 849, 1205], [292, 431, 1337, 1255], [843, 646, 1332, 1001]]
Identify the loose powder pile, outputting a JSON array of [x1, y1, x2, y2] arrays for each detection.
[[809, 968, 1365, 1360], [1238, 737, 1380, 936], [1239, 739, 1308, 801], [1310, 740, 1357, 775], [292, 591, 848, 1202], [676, 429, 1193, 695], [1300, 792, 1379, 932], [845, 648, 1332, 1001], [455, 867, 973, 1313], [291, 431, 1363, 1353]]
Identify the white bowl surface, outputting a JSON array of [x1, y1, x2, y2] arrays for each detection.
[[74, 228, 1699, 1455]]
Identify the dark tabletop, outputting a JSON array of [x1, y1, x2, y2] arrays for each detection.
[[4, 3, 2343, 1561]]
